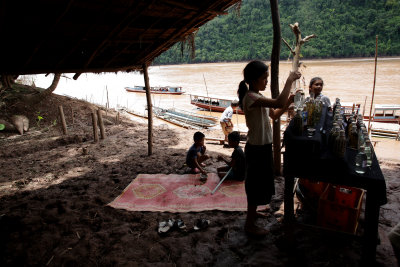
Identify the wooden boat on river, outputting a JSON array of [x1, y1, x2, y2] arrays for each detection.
[[125, 85, 185, 95], [153, 107, 218, 129], [364, 104, 400, 124], [189, 94, 243, 114]]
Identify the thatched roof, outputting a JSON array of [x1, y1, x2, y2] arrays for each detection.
[[0, 0, 241, 76]]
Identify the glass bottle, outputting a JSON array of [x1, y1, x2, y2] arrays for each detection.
[[330, 125, 340, 150], [364, 139, 373, 167], [355, 145, 367, 174], [335, 130, 346, 158], [347, 117, 354, 135], [302, 104, 308, 126], [293, 110, 303, 135], [350, 124, 358, 149]]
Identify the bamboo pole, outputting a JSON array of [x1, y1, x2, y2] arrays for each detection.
[[143, 63, 153, 156], [270, 0, 282, 175], [97, 109, 105, 139], [202, 73, 212, 115], [91, 112, 99, 143], [368, 35, 378, 135], [58, 105, 67, 135], [362, 96, 367, 116]]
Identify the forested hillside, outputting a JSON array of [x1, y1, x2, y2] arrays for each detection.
[[154, 0, 400, 64]]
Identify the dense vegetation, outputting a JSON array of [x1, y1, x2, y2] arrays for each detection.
[[154, 0, 400, 64]]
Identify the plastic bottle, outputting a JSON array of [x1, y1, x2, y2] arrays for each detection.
[[355, 146, 367, 174]]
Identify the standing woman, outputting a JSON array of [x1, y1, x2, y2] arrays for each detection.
[[308, 77, 331, 108], [237, 60, 301, 236]]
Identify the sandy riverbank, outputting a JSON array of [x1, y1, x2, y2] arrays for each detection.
[[0, 92, 399, 266]]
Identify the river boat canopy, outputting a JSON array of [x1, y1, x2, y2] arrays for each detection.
[[368, 104, 400, 124], [189, 94, 243, 114]]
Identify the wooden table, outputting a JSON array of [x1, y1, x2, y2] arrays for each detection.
[[283, 107, 387, 263]]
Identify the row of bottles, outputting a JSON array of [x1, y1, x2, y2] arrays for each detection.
[[292, 91, 324, 135], [329, 98, 373, 174]]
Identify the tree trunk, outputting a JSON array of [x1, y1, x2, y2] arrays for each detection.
[[40, 73, 61, 98], [143, 64, 153, 156], [0, 74, 15, 96], [22, 73, 62, 104], [270, 0, 282, 175]]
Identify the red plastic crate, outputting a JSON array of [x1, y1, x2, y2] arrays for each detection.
[[317, 184, 364, 234], [298, 179, 328, 200]]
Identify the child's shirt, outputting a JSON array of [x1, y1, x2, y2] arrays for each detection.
[[231, 146, 245, 180], [185, 144, 204, 168], [243, 91, 273, 145]]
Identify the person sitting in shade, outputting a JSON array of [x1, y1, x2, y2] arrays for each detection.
[[220, 100, 239, 145], [185, 131, 211, 175], [217, 131, 245, 181]]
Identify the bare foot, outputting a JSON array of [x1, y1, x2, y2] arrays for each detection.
[[200, 163, 206, 167], [256, 212, 269, 219], [244, 225, 269, 236]]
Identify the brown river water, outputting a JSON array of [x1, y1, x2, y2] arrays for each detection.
[[32, 57, 400, 160], [33, 57, 400, 115]]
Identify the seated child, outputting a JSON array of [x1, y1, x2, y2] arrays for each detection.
[[185, 131, 210, 174], [217, 131, 245, 181]]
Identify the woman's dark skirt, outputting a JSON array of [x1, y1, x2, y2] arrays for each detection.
[[244, 142, 275, 206]]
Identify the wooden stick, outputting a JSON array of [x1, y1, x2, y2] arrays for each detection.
[[282, 38, 294, 54], [211, 168, 232, 194], [97, 109, 105, 139], [143, 63, 153, 155], [91, 112, 99, 143], [368, 35, 378, 135], [116, 112, 120, 124], [70, 105, 74, 125], [362, 96, 367, 116], [106, 86, 109, 115], [58, 105, 67, 135]]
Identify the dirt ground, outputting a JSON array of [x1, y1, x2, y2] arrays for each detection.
[[0, 91, 399, 266]]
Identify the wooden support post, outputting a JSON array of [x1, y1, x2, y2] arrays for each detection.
[[97, 109, 105, 139], [116, 112, 120, 124], [58, 105, 67, 135], [91, 112, 99, 143], [143, 63, 153, 156], [270, 0, 282, 175], [368, 35, 378, 136]]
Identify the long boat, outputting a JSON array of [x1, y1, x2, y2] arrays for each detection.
[[153, 107, 218, 129], [125, 85, 185, 95], [364, 104, 400, 124], [189, 94, 243, 114]]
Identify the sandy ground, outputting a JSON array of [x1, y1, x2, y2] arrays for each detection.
[[0, 92, 399, 266]]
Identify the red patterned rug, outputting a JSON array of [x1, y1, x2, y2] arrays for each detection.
[[107, 173, 247, 212]]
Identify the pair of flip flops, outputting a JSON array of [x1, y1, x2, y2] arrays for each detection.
[[158, 219, 186, 234], [158, 218, 210, 234]]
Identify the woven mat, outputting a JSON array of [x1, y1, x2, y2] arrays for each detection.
[[107, 173, 247, 212]]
